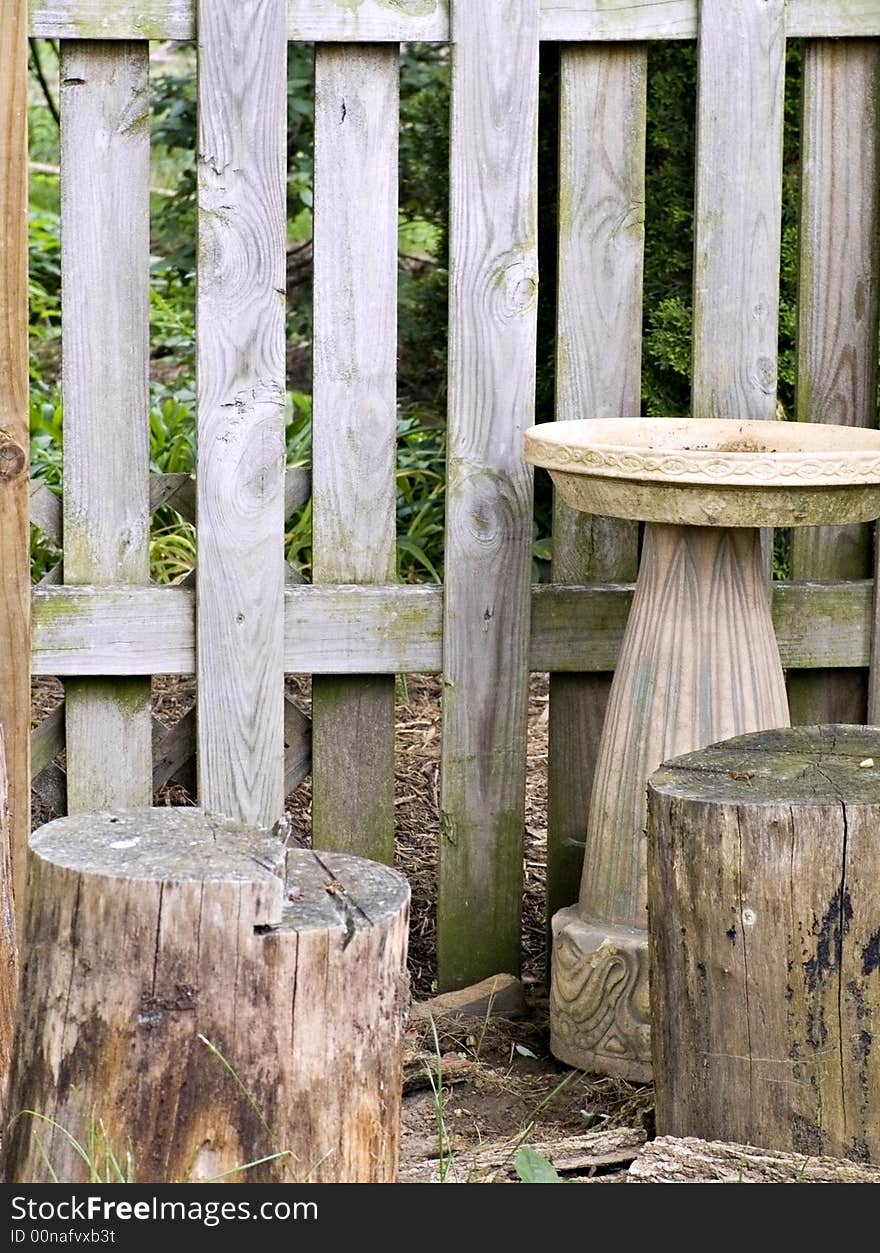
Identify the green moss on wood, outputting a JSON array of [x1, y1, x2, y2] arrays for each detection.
[[437, 804, 524, 991]]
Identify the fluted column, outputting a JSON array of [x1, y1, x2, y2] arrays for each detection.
[[550, 523, 790, 1079]]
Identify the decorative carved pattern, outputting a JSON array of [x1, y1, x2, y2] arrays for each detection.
[[525, 432, 880, 487], [550, 910, 652, 1080]]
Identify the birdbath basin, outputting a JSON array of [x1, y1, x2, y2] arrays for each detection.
[[525, 417, 880, 1081]]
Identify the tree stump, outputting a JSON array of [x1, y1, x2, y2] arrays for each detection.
[[0, 726, 17, 1086], [647, 725, 880, 1163], [2, 808, 410, 1183]]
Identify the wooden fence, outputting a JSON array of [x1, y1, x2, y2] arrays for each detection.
[[1, 3, 879, 1017]]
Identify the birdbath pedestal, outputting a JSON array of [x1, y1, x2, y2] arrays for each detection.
[[525, 417, 880, 1081]]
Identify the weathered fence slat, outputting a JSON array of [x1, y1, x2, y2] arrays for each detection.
[[789, 42, 880, 728], [692, 0, 786, 422], [438, 1, 539, 989], [60, 42, 152, 812], [0, 2, 29, 1002], [195, 0, 287, 829], [547, 44, 644, 930], [310, 45, 399, 865], [28, 2, 880, 43]]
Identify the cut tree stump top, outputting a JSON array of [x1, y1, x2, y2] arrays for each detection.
[[649, 724, 880, 805], [29, 807, 409, 936], [30, 808, 286, 883]]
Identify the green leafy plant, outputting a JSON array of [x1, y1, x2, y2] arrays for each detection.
[[423, 1013, 457, 1183], [514, 1145, 564, 1183]]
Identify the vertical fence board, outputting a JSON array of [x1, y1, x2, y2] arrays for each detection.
[[0, 2, 28, 1008], [693, 0, 786, 423], [547, 45, 644, 935], [60, 43, 151, 812], [438, 2, 539, 989], [196, 0, 287, 829], [789, 41, 880, 726], [310, 46, 399, 865]]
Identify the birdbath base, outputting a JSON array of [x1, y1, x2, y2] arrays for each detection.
[[525, 418, 880, 1081], [548, 522, 789, 1078]]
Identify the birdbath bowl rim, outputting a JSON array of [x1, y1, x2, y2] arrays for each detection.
[[524, 418, 880, 527]]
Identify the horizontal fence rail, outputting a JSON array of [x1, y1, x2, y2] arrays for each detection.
[[28, 0, 880, 41], [31, 580, 877, 676]]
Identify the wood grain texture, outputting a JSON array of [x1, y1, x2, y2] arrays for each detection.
[[541, 0, 695, 40], [196, 0, 287, 829], [789, 42, 880, 728], [692, 0, 786, 422], [151, 696, 309, 798], [550, 524, 789, 1078], [548, 45, 644, 927], [28, 2, 880, 42], [648, 726, 880, 1162], [438, 0, 539, 989], [628, 1136, 880, 1184], [311, 46, 399, 866], [30, 579, 876, 676], [0, 0, 28, 979], [60, 43, 152, 814], [0, 730, 16, 1088], [29, 0, 449, 41], [1, 809, 410, 1182], [583, 526, 789, 927]]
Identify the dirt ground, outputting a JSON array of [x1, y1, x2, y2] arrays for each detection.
[[30, 672, 654, 1183]]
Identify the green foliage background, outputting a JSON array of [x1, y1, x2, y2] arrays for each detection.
[[27, 40, 809, 585]]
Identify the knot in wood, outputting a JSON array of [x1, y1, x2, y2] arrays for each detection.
[[0, 438, 26, 483]]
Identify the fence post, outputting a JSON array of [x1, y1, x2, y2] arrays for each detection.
[[438, 0, 540, 989], [0, 0, 29, 1073]]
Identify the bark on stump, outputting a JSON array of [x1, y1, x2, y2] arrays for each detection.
[[628, 1136, 880, 1184], [647, 725, 880, 1164], [2, 808, 410, 1183], [0, 727, 17, 1086]]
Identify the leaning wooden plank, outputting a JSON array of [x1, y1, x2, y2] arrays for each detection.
[[29, 481, 61, 544], [0, 0, 29, 970], [150, 697, 310, 797], [148, 472, 195, 522], [789, 42, 880, 728], [30, 763, 66, 820], [310, 45, 399, 865], [628, 1135, 880, 1184], [196, 0, 287, 829], [692, 0, 786, 423], [31, 705, 64, 778], [438, 2, 539, 989], [547, 46, 644, 928], [60, 42, 152, 813]]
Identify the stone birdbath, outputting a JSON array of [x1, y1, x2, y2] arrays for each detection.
[[524, 416, 880, 1081]]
